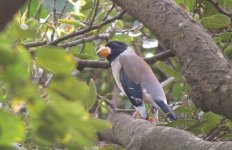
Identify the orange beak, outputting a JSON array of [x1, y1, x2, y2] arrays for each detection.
[[96, 46, 111, 58]]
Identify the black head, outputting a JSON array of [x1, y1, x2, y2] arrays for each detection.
[[97, 41, 128, 62]]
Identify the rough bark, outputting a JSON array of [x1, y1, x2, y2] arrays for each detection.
[[0, 0, 27, 31], [98, 113, 232, 150], [113, 0, 232, 119]]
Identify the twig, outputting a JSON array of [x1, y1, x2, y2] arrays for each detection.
[[59, 33, 112, 48], [23, 11, 126, 48], [207, 0, 232, 20], [97, 94, 115, 110], [51, 0, 57, 41], [116, 24, 143, 34], [76, 50, 174, 70], [204, 118, 228, 141], [48, 10, 126, 45], [115, 108, 135, 113], [41, 26, 49, 41], [44, 74, 53, 88], [27, 0, 32, 18], [34, 2, 42, 19], [103, 4, 115, 21], [80, 42, 86, 54], [97, 95, 114, 115], [193, 0, 203, 19], [89, 0, 99, 27], [58, 0, 69, 19], [23, 41, 47, 48]]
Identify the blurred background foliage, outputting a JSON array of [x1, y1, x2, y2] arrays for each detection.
[[0, 0, 232, 149]]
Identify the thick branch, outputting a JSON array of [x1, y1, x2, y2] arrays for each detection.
[[0, 0, 27, 31], [76, 50, 174, 70], [113, 0, 232, 119], [98, 113, 232, 150]]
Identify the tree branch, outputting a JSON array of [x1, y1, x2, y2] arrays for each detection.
[[76, 50, 174, 70], [113, 0, 232, 119], [23, 40, 47, 48], [59, 33, 112, 48], [207, 0, 232, 19], [22, 10, 125, 48], [49, 10, 125, 45], [98, 113, 232, 150]]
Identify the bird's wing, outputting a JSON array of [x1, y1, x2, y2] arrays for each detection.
[[119, 67, 143, 107]]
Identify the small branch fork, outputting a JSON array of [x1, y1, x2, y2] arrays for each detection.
[[207, 0, 232, 20], [22, 11, 126, 48]]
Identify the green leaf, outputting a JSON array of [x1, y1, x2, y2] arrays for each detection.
[[225, 120, 232, 130], [7, 21, 38, 39], [202, 0, 218, 17], [187, 120, 207, 135], [175, 0, 195, 11], [49, 76, 89, 101], [172, 83, 183, 99], [86, 79, 97, 110], [187, 112, 222, 135], [28, 0, 48, 18], [224, 43, 232, 59], [168, 119, 195, 128], [83, 42, 97, 58], [81, 0, 94, 11], [223, 0, 232, 9], [74, 54, 97, 59], [0, 111, 25, 145], [58, 19, 86, 27], [156, 61, 182, 80], [116, 20, 124, 29], [111, 34, 133, 43], [218, 32, 232, 43], [174, 105, 193, 113], [0, 47, 18, 65], [200, 14, 231, 30], [36, 47, 75, 74]]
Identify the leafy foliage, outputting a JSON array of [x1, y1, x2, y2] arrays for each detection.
[[200, 14, 231, 29]]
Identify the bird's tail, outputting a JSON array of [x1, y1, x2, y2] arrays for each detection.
[[156, 101, 177, 121]]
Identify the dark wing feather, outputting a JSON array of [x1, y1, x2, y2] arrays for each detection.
[[119, 67, 143, 107]]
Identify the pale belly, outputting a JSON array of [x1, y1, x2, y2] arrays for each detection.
[[111, 58, 126, 94]]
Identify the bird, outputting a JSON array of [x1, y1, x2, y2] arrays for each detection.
[[96, 41, 177, 121]]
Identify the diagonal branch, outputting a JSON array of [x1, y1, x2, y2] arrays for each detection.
[[59, 33, 112, 48], [49, 10, 126, 45], [207, 0, 232, 20], [22, 10, 126, 48]]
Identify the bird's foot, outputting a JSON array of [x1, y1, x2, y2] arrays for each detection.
[[147, 117, 157, 124], [132, 110, 142, 118], [132, 111, 157, 124]]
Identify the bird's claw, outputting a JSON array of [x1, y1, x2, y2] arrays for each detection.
[[132, 110, 141, 118], [132, 111, 157, 124], [147, 117, 157, 124]]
